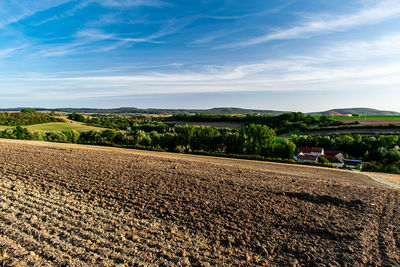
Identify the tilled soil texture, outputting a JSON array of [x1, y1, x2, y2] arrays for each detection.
[[336, 118, 400, 125], [0, 140, 399, 266], [307, 128, 400, 135]]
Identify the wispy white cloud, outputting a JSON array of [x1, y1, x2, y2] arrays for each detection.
[[190, 28, 244, 45], [0, 0, 74, 27], [12, 0, 169, 27], [85, 13, 153, 27], [190, 2, 296, 46], [12, 33, 399, 98], [30, 1, 92, 26], [33, 28, 152, 57], [0, 45, 27, 58], [324, 35, 400, 60], [93, 0, 170, 8], [76, 29, 163, 43], [34, 13, 198, 57], [224, 0, 400, 48]]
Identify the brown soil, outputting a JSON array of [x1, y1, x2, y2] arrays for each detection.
[[0, 139, 399, 266], [309, 128, 400, 135], [336, 118, 400, 125]]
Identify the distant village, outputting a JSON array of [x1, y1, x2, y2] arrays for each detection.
[[294, 147, 362, 168]]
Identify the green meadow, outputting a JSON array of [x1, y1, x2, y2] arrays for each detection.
[[0, 122, 106, 132]]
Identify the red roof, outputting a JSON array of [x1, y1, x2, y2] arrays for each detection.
[[300, 147, 323, 153], [321, 154, 344, 163], [325, 150, 343, 156]]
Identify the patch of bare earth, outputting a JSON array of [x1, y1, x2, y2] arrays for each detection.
[[0, 139, 399, 266], [309, 128, 400, 135], [336, 118, 400, 125]]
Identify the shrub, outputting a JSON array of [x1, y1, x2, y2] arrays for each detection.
[[45, 132, 68, 142]]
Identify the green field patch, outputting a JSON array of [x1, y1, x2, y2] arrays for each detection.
[[0, 122, 106, 132]]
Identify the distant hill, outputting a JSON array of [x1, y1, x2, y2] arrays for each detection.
[[309, 108, 400, 116], [0, 107, 289, 115], [0, 107, 399, 115]]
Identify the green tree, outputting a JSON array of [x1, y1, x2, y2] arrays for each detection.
[[150, 131, 161, 148], [224, 132, 244, 154], [21, 109, 36, 114], [113, 132, 127, 144], [101, 129, 117, 144], [318, 156, 330, 164], [239, 124, 276, 155], [46, 132, 68, 142], [68, 113, 86, 122], [176, 125, 195, 150], [14, 126, 30, 139]]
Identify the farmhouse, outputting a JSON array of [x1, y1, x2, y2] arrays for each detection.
[[322, 150, 345, 168], [333, 114, 352, 117], [295, 147, 324, 163], [295, 147, 355, 168]]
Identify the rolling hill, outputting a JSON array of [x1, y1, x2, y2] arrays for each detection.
[[310, 108, 400, 116], [0, 107, 289, 115], [0, 107, 399, 115]]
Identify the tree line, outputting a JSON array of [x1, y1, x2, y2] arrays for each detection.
[[78, 123, 295, 159], [0, 110, 63, 126], [68, 113, 170, 132], [161, 113, 343, 134], [68, 112, 344, 135], [0, 124, 297, 160]]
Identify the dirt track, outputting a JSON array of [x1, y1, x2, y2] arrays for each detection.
[[0, 139, 400, 266]]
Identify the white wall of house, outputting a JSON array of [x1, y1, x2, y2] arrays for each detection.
[[332, 163, 344, 168], [310, 151, 323, 157], [298, 149, 324, 157]]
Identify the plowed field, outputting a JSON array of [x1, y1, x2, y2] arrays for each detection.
[[336, 118, 400, 125], [0, 139, 399, 266]]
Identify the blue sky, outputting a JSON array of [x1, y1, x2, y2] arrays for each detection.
[[0, 0, 400, 112]]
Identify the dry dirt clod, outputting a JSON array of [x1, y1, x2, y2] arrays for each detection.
[[291, 259, 300, 267], [307, 246, 315, 253], [181, 257, 191, 266]]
